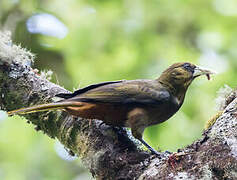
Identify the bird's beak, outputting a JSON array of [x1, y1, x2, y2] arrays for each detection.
[[193, 66, 214, 80]]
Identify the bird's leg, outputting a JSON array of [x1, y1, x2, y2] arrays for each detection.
[[127, 108, 162, 156], [139, 137, 161, 156]]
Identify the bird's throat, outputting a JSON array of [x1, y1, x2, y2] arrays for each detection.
[[158, 79, 187, 107]]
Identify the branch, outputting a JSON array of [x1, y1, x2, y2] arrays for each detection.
[[0, 31, 236, 179]]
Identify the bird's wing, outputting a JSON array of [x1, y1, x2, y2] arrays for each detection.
[[62, 80, 170, 106], [56, 80, 124, 99]]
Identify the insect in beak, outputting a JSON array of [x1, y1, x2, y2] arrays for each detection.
[[193, 66, 215, 80]]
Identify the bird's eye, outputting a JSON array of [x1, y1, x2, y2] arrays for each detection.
[[183, 63, 194, 73]]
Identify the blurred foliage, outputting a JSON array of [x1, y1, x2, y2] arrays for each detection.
[[1, 0, 237, 179]]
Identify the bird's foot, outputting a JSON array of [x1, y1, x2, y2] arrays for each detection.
[[165, 150, 172, 154], [150, 149, 164, 158], [138, 139, 165, 158], [98, 121, 106, 129]]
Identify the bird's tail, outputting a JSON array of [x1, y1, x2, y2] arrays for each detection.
[[7, 101, 83, 116]]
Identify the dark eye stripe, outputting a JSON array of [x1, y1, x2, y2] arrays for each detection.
[[183, 63, 194, 73]]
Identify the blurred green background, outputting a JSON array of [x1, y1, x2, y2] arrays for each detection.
[[1, 0, 237, 179]]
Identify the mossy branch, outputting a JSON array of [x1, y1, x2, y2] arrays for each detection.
[[0, 31, 236, 179]]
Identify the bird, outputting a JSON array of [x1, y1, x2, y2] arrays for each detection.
[[7, 62, 213, 155]]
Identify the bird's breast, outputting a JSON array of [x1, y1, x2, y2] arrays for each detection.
[[146, 99, 181, 126]]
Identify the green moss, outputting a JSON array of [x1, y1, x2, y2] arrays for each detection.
[[204, 111, 223, 130]]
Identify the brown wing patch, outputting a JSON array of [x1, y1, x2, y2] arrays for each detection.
[[65, 102, 130, 126]]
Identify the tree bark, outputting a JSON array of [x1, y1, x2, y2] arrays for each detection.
[[0, 35, 236, 180]]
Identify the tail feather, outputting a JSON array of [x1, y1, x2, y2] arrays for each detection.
[[7, 101, 83, 116]]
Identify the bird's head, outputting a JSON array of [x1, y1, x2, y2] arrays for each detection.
[[158, 62, 213, 93]]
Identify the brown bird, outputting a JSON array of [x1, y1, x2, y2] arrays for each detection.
[[7, 62, 213, 155]]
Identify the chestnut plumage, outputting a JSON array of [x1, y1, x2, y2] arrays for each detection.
[[8, 62, 213, 155]]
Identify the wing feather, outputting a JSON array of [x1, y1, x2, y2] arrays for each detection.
[[56, 80, 124, 99], [65, 80, 170, 106]]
